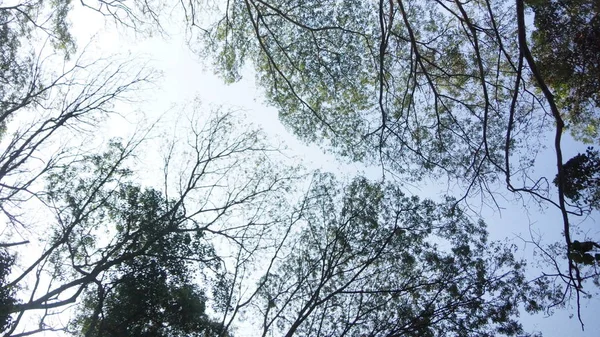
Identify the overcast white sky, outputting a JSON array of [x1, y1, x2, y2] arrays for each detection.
[[63, 4, 600, 336]]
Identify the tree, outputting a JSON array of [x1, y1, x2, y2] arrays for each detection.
[[0, 0, 594, 334], [71, 185, 226, 337], [244, 174, 554, 337], [75, 0, 575, 212], [187, 0, 530, 195], [71, 0, 597, 318], [0, 3, 298, 335], [0, 3, 164, 334], [552, 148, 600, 302], [2, 109, 297, 336], [0, 1, 155, 230], [0, 0, 75, 134], [0, 248, 16, 332], [527, 0, 600, 142], [554, 147, 600, 211]]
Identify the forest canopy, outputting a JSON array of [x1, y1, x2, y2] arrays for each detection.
[[0, 0, 599, 336]]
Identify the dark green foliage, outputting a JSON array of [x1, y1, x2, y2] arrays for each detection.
[[554, 147, 600, 209], [0, 249, 16, 332], [83, 186, 224, 337], [568, 240, 600, 266], [43, 143, 228, 337], [527, 0, 600, 141], [69, 183, 228, 337], [78, 264, 223, 337]]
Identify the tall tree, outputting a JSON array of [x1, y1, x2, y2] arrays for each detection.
[[0, 0, 596, 333], [2, 109, 297, 336], [0, 1, 154, 230], [70, 0, 599, 318], [71, 184, 226, 337], [0, 0, 75, 133], [0, 4, 156, 332], [527, 0, 600, 143], [0, 2, 157, 334], [245, 174, 554, 337]]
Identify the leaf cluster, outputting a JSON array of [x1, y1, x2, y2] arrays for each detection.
[[252, 174, 556, 337], [568, 240, 600, 266], [554, 147, 600, 210], [0, 249, 16, 332], [527, 0, 600, 142]]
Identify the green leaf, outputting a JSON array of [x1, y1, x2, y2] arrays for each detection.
[[582, 253, 595, 265], [569, 252, 583, 264]]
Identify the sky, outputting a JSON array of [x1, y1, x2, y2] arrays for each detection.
[[50, 3, 600, 336]]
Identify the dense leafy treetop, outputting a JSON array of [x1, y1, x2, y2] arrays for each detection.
[[527, 0, 600, 142], [249, 174, 555, 337], [71, 185, 226, 337], [554, 148, 600, 210], [0, 249, 16, 332], [191, 0, 535, 194]]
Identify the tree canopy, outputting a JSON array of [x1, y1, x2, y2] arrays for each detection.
[[0, 248, 16, 332], [0, 0, 599, 336], [70, 184, 225, 337], [554, 147, 600, 210], [249, 174, 554, 337], [527, 0, 600, 142]]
